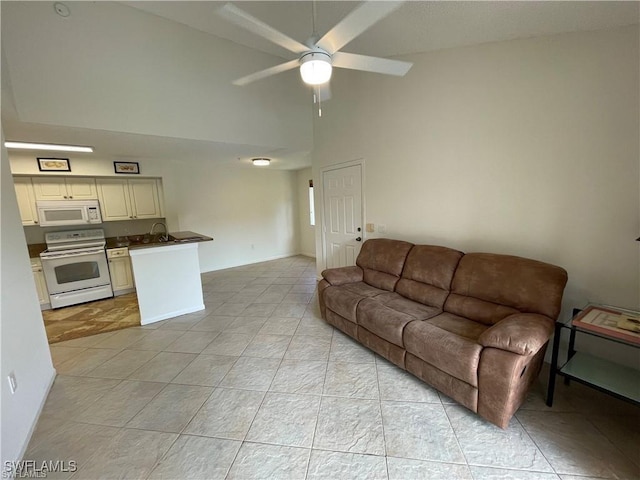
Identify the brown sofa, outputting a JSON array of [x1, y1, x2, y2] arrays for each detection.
[[318, 239, 568, 428]]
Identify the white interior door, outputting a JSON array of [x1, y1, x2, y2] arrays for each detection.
[[323, 164, 363, 269]]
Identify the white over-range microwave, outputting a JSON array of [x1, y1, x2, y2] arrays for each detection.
[[36, 200, 103, 227]]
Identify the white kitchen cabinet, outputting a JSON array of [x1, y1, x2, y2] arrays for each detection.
[[31, 258, 51, 309], [32, 177, 97, 200], [96, 179, 132, 221], [97, 178, 162, 221], [129, 179, 162, 219], [14, 177, 40, 225], [107, 247, 135, 295]]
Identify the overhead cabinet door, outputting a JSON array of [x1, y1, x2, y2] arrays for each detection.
[[97, 178, 162, 221], [32, 178, 68, 200], [97, 179, 134, 221], [66, 178, 98, 199], [14, 177, 40, 225], [128, 179, 161, 219], [33, 177, 97, 200]]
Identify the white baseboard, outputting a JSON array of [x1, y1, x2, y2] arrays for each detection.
[[140, 304, 205, 325], [113, 288, 135, 297], [201, 252, 305, 273], [258, 252, 302, 263]]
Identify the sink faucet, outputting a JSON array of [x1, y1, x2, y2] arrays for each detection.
[[150, 222, 169, 241]]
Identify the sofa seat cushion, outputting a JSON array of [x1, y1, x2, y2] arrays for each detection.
[[357, 293, 440, 347], [404, 313, 489, 387], [324, 284, 385, 323], [342, 282, 389, 298]]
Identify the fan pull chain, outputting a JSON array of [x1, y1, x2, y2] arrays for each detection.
[[314, 88, 322, 117]]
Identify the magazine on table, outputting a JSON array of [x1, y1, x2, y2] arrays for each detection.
[[572, 305, 640, 346]]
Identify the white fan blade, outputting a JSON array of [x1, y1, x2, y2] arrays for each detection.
[[218, 3, 309, 55], [233, 59, 300, 86], [332, 52, 412, 76], [316, 1, 403, 55]]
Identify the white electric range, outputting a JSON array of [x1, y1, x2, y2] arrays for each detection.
[[40, 229, 113, 308]]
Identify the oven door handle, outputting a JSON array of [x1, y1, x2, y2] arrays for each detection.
[[41, 248, 106, 259]]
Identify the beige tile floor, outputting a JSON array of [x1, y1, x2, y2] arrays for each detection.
[[26, 256, 639, 479]]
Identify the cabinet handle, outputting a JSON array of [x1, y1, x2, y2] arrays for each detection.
[[34, 220, 38, 224], [69, 196, 73, 199], [63, 195, 68, 199], [129, 216, 133, 219]]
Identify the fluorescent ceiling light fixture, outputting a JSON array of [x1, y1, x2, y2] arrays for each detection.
[[300, 52, 332, 86], [252, 158, 270, 166], [4, 141, 94, 153]]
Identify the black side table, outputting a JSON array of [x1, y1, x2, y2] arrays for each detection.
[[546, 304, 640, 407]]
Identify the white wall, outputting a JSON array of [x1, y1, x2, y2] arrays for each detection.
[[297, 167, 316, 257], [9, 154, 167, 178], [2, 1, 312, 152], [313, 25, 640, 317], [167, 160, 299, 271], [1, 134, 56, 469]]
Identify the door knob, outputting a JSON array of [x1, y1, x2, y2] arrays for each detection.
[[355, 237, 362, 242]]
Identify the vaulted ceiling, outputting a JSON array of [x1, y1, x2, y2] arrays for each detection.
[[2, 1, 638, 169], [126, 1, 639, 59]]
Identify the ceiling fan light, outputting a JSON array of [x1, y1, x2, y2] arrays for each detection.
[[300, 52, 332, 85], [252, 158, 270, 166]]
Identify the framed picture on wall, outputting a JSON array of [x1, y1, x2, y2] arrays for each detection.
[[114, 161, 140, 174], [37, 157, 71, 172]]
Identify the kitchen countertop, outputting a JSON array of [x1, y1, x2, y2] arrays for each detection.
[[105, 231, 213, 250], [28, 231, 212, 257]]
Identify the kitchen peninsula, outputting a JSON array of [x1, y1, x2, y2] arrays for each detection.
[[125, 231, 213, 325]]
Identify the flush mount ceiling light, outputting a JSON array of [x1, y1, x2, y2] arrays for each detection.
[[252, 158, 270, 166], [299, 51, 332, 86], [53, 2, 71, 17], [4, 141, 94, 153]]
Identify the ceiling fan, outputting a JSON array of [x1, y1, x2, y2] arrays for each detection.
[[218, 1, 413, 101]]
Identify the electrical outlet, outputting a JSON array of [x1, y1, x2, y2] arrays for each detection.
[[7, 372, 17, 394], [378, 224, 387, 234], [366, 223, 375, 233]]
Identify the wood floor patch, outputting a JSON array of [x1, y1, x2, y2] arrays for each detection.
[[43, 293, 141, 344]]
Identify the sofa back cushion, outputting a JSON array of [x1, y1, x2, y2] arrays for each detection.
[[396, 245, 463, 308], [445, 253, 568, 325], [356, 239, 414, 291]]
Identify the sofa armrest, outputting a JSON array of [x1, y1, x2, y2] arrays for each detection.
[[321, 266, 363, 286], [478, 313, 554, 355]]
